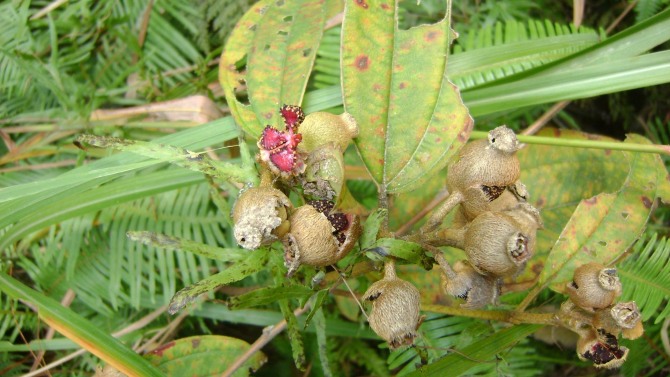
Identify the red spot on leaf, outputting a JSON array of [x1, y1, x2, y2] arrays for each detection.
[[399, 82, 407, 89], [192, 339, 201, 348], [457, 132, 468, 143], [424, 31, 440, 42], [641, 196, 652, 209], [536, 197, 545, 207], [372, 83, 382, 91], [264, 112, 273, 119], [150, 341, 176, 357], [584, 196, 598, 205], [355, 55, 370, 71], [604, 149, 612, 156], [355, 0, 368, 8], [380, 3, 390, 10]]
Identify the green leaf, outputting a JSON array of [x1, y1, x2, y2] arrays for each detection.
[[360, 208, 386, 248], [313, 308, 333, 377], [127, 231, 247, 263], [406, 324, 542, 376], [220, 0, 340, 137], [619, 233, 670, 323], [169, 248, 269, 314], [0, 272, 163, 377], [303, 289, 330, 329], [75, 134, 257, 184], [279, 298, 306, 370], [538, 134, 670, 293], [145, 335, 266, 376], [341, 0, 472, 193], [365, 238, 433, 269], [227, 285, 314, 309]]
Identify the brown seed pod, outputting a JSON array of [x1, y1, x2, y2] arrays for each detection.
[[282, 201, 361, 276], [302, 143, 345, 202], [576, 328, 629, 369], [232, 186, 292, 249], [462, 211, 532, 277], [439, 259, 499, 309], [425, 126, 522, 231], [594, 301, 644, 340], [454, 181, 530, 228], [567, 263, 622, 312], [298, 111, 359, 154], [446, 125, 521, 193], [363, 262, 421, 349]]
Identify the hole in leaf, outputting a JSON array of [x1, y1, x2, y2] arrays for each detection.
[[302, 48, 312, 57], [283, 15, 293, 22], [598, 241, 607, 247], [264, 44, 271, 51], [621, 212, 629, 219], [397, 1, 448, 31], [276, 0, 285, 6], [277, 30, 289, 36], [249, 24, 257, 31]]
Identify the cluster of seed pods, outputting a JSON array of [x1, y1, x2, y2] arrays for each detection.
[[422, 126, 543, 308], [231, 105, 361, 276], [561, 262, 643, 369]]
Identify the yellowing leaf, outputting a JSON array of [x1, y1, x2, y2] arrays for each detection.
[[341, 0, 472, 193], [220, 0, 340, 136]]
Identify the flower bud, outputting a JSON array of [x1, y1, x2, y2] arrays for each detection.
[[567, 262, 622, 312], [576, 328, 628, 369], [298, 112, 359, 154], [440, 259, 499, 309], [282, 200, 361, 276], [232, 186, 292, 249], [463, 211, 532, 277], [363, 263, 421, 348]]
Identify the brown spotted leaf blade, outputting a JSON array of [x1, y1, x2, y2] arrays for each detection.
[[513, 128, 628, 284], [221, 0, 339, 137], [341, 0, 472, 193], [537, 134, 670, 293], [145, 335, 266, 376]]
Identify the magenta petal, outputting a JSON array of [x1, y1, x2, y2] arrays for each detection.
[[260, 126, 287, 150], [280, 105, 305, 131], [269, 148, 296, 173]]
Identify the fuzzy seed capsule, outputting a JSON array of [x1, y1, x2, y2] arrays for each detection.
[[439, 259, 499, 309], [576, 328, 629, 369], [282, 201, 361, 276], [232, 186, 292, 249], [298, 112, 359, 154], [567, 262, 622, 312], [302, 143, 345, 202], [462, 211, 532, 277], [363, 263, 421, 349], [447, 125, 521, 194], [593, 301, 644, 340]]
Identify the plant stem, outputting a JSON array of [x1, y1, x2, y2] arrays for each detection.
[[421, 304, 558, 326], [469, 131, 670, 155]]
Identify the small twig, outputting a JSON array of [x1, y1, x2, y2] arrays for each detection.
[[21, 305, 168, 377], [521, 101, 570, 136], [0, 160, 77, 174], [30, 0, 68, 20], [221, 305, 311, 377], [333, 266, 369, 321], [395, 189, 450, 236], [606, 1, 638, 34], [662, 318, 670, 358]]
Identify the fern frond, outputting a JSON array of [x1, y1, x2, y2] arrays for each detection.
[[635, 0, 670, 23], [449, 19, 604, 90], [310, 26, 342, 90], [618, 233, 670, 323]]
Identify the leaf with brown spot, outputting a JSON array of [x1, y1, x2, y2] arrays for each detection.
[[341, 0, 472, 194], [221, 0, 341, 137], [145, 336, 266, 376], [535, 133, 670, 293]]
